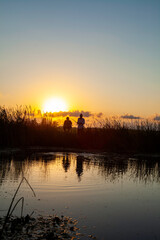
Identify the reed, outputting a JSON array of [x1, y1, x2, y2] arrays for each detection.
[[0, 106, 160, 153], [0, 177, 36, 238]]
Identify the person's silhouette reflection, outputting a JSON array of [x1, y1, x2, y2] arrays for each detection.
[[62, 154, 70, 172], [76, 155, 84, 181]]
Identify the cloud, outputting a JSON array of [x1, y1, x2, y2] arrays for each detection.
[[153, 115, 160, 121], [96, 112, 103, 118], [42, 110, 103, 118], [121, 114, 141, 120], [43, 110, 93, 118]]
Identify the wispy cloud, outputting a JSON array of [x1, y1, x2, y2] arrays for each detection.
[[96, 112, 103, 118], [42, 110, 103, 118], [121, 114, 141, 120], [153, 115, 160, 121]]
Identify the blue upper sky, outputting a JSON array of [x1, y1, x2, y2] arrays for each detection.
[[0, 0, 160, 116]]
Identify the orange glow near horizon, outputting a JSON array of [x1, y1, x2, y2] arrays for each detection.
[[42, 97, 68, 113]]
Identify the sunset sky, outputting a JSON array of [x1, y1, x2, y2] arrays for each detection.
[[0, 0, 160, 117]]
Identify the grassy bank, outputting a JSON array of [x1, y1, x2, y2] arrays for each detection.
[[0, 106, 160, 153]]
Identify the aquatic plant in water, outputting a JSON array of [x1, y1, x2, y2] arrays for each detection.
[[0, 176, 96, 239]]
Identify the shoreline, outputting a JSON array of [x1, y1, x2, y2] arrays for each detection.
[[0, 147, 160, 159]]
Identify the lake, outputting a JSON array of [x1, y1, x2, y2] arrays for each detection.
[[0, 150, 160, 239]]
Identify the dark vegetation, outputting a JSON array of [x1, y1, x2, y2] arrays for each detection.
[[0, 214, 84, 240], [0, 106, 160, 153]]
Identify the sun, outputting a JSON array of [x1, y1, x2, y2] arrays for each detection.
[[42, 97, 68, 113]]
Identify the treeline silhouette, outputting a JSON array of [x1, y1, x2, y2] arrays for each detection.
[[0, 106, 160, 153]]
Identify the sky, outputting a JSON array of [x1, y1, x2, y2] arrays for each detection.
[[0, 0, 160, 117]]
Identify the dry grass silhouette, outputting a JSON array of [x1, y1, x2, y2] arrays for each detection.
[[0, 106, 160, 153]]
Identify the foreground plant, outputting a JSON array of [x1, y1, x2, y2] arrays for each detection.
[[0, 177, 36, 238]]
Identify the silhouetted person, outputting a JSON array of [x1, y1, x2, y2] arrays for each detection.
[[77, 114, 85, 134], [63, 117, 72, 131]]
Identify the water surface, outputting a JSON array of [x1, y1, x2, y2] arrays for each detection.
[[0, 151, 160, 239]]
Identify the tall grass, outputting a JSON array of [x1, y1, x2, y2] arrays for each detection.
[[0, 176, 36, 238], [0, 106, 160, 153]]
